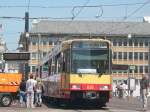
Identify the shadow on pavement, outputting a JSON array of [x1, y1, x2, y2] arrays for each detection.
[[43, 98, 109, 110]]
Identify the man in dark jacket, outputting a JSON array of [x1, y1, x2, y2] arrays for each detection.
[[140, 74, 149, 111], [19, 79, 26, 107]]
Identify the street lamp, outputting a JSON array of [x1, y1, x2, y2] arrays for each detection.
[[127, 34, 132, 79], [37, 33, 41, 78], [148, 42, 150, 81], [25, 32, 30, 80], [25, 32, 30, 51], [128, 34, 132, 39]]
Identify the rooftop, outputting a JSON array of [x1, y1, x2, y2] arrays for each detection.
[[30, 20, 150, 36]]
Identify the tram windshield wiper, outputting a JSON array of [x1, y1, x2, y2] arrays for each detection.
[[78, 72, 82, 77]]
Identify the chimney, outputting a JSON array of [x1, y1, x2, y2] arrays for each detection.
[[143, 16, 150, 23]]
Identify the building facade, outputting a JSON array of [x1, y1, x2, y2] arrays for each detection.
[[0, 37, 7, 72], [108, 36, 149, 84], [19, 21, 150, 83]]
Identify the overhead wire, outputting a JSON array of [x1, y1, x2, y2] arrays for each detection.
[[0, 1, 150, 41], [95, 6, 103, 18], [124, 0, 150, 19], [0, 1, 149, 50], [106, 0, 150, 35], [0, 2, 147, 9], [71, 0, 90, 20], [0, 16, 73, 20], [0, 2, 148, 21]]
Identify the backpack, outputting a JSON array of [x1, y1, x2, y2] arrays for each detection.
[[140, 79, 149, 89]]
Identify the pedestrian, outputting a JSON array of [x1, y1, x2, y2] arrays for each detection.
[[121, 81, 128, 99], [19, 79, 26, 107], [35, 77, 44, 107], [140, 73, 149, 111], [112, 83, 117, 97], [26, 73, 37, 108], [118, 83, 123, 98], [33, 76, 37, 105]]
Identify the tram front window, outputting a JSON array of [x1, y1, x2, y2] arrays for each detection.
[[71, 49, 109, 74]]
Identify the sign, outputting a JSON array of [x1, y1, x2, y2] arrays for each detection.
[[129, 65, 136, 70], [128, 78, 136, 90], [3, 52, 30, 61], [112, 64, 128, 71]]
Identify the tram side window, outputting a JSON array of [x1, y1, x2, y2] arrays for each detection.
[[48, 59, 52, 76], [51, 58, 55, 75], [56, 53, 62, 73], [63, 50, 70, 73], [54, 57, 57, 74]]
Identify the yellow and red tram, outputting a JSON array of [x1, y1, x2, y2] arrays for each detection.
[[39, 38, 112, 106]]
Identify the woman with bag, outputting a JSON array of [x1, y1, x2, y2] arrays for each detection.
[[35, 77, 44, 107]]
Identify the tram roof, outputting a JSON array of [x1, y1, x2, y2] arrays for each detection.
[[61, 38, 111, 44], [30, 20, 150, 36]]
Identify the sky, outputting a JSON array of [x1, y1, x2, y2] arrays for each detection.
[[0, 0, 150, 51]]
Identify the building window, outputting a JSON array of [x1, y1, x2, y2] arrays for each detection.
[[134, 52, 138, 60], [134, 66, 138, 73], [145, 66, 148, 73], [123, 40, 127, 46], [54, 41, 58, 45], [49, 41, 53, 45], [139, 52, 143, 60], [118, 40, 122, 46], [123, 52, 127, 60], [139, 66, 143, 73], [134, 40, 138, 46], [113, 52, 117, 59], [129, 40, 133, 46], [32, 66, 36, 72], [43, 52, 47, 57], [0, 54, 3, 60], [129, 69, 132, 73], [145, 41, 148, 47], [113, 40, 117, 46], [139, 41, 143, 47], [43, 41, 47, 45], [129, 52, 133, 60], [31, 52, 37, 59], [118, 52, 122, 59], [32, 41, 36, 45], [144, 52, 148, 60]]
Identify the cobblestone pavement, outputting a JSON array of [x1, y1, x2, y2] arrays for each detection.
[[107, 96, 150, 111], [0, 97, 149, 112]]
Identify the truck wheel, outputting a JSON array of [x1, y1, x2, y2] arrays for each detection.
[[1, 95, 12, 107]]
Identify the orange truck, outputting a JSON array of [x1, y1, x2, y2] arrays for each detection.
[[0, 73, 22, 106]]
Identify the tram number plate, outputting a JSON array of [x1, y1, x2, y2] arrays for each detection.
[[86, 85, 94, 89]]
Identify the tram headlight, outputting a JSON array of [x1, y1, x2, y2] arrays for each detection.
[[99, 85, 109, 90], [71, 84, 81, 90]]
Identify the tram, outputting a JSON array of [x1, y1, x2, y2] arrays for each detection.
[[39, 38, 112, 106]]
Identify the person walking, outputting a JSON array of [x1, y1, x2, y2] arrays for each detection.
[[19, 79, 26, 107], [26, 73, 37, 108], [35, 77, 44, 107], [118, 83, 123, 98], [121, 81, 128, 99], [140, 73, 149, 111], [112, 83, 117, 97]]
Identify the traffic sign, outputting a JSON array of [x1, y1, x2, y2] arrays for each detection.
[[129, 65, 135, 70]]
